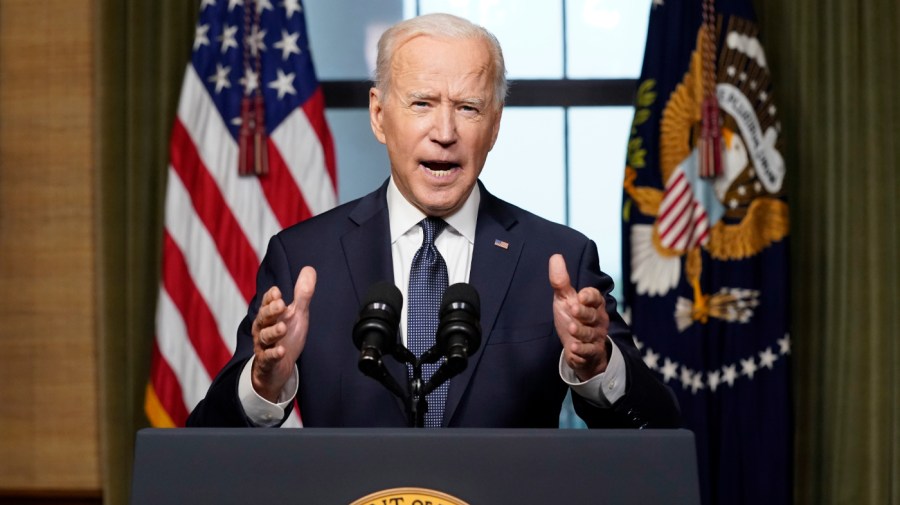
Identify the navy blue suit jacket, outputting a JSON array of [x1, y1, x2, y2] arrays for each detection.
[[187, 181, 680, 428]]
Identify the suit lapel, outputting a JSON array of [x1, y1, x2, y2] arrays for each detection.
[[444, 184, 522, 425], [341, 182, 393, 304], [340, 182, 411, 418]]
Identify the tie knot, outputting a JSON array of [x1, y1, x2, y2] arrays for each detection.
[[420, 217, 447, 246]]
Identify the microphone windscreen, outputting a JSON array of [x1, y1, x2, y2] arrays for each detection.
[[441, 282, 480, 317], [363, 281, 403, 316]]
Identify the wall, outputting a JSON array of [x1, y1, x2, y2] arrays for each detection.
[[0, 0, 101, 498]]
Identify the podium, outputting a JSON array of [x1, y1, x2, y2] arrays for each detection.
[[131, 428, 700, 504]]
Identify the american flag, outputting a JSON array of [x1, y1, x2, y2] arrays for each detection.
[[145, 0, 336, 428]]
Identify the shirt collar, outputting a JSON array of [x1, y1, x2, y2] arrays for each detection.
[[386, 176, 480, 244]]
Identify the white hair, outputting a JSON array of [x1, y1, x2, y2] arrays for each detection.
[[374, 13, 508, 107]]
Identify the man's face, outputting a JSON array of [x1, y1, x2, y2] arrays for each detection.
[[369, 35, 502, 217]]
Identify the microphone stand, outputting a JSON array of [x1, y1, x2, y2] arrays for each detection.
[[371, 344, 458, 428], [389, 346, 426, 428], [359, 343, 466, 428], [409, 361, 426, 428]]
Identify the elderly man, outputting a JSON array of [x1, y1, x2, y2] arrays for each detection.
[[188, 13, 680, 429]]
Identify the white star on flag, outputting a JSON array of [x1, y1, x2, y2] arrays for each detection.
[[707, 370, 721, 392], [257, 0, 274, 13], [661, 358, 679, 383], [643, 349, 660, 370], [201, 0, 216, 9], [759, 347, 778, 369], [282, 0, 303, 18], [680, 367, 694, 389], [208, 64, 231, 93], [227, 0, 243, 12], [194, 24, 210, 50], [691, 372, 705, 393], [246, 26, 267, 56], [218, 25, 239, 53], [722, 365, 738, 386], [274, 29, 301, 60], [778, 334, 791, 355], [741, 357, 758, 379], [239, 68, 259, 95], [268, 68, 296, 99]]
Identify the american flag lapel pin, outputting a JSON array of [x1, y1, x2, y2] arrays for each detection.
[[494, 239, 509, 250]]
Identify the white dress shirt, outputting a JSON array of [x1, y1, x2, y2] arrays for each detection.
[[238, 178, 626, 426]]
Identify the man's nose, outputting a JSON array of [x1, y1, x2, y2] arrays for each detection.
[[429, 106, 457, 146]]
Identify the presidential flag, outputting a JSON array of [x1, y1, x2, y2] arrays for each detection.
[[145, 0, 336, 428], [622, 1, 790, 503]]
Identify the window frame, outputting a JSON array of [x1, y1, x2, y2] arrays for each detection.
[[321, 79, 637, 109]]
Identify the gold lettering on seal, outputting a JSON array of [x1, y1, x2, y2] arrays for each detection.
[[349, 487, 470, 505]]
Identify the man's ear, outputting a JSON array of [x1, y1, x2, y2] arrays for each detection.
[[369, 87, 387, 145]]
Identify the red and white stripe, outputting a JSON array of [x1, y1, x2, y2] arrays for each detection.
[[657, 169, 710, 252], [146, 64, 336, 428]]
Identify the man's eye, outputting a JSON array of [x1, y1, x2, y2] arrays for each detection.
[[411, 101, 429, 108]]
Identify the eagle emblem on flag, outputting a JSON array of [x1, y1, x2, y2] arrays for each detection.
[[624, 17, 789, 332]]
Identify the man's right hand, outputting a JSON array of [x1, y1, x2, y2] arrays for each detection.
[[251, 266, 317, 403]]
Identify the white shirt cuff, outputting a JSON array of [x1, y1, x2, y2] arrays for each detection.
[[238, 356, 299, 427], [559, 337, 627, 406]]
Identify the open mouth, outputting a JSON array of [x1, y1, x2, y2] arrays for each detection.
[[421, 161, 460, 176]]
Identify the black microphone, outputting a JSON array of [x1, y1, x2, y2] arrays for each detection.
[[352, 282, 402, 379], [421, 283, 482, 396], [436, 282, 482, 374]]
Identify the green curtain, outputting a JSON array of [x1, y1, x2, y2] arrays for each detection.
[[755, 0, 900, 503], [95, 1, 197, 504]]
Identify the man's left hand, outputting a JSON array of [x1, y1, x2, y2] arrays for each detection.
[[549, 253, 610, 381]]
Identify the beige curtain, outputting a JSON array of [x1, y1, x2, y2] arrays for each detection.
[[95, 1, 197, 504], [94, 1, 899, 503], [755, 0, 900, 503]]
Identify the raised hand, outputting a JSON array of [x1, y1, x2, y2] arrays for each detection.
[[548, 254, 610, 381], [251, 266, 317, 402]]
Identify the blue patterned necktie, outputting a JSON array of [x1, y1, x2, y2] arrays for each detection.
[[407, 217, 449, 427]]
